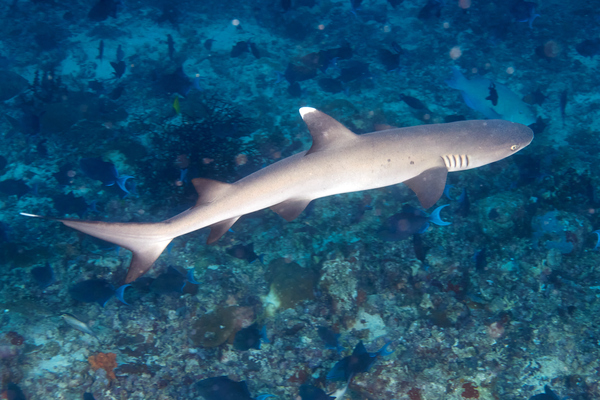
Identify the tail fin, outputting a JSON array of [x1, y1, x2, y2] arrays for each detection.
[[21, 213, 171, 283]]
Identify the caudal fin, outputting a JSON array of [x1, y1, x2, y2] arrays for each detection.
[[20, 213, 171, 283]]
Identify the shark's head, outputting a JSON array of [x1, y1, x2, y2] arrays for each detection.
[[440, 119, 534, 172]]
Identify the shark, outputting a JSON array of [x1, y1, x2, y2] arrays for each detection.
[[21, 108, 533, 283]]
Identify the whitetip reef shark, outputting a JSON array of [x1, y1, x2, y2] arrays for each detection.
[[21, 107, 533, 283]]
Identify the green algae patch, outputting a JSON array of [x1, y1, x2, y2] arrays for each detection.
[[263, 258, 316, 311], [191, 306, 254, 348]]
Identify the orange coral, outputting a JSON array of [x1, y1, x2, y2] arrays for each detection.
[[88, 352, 117, 380]]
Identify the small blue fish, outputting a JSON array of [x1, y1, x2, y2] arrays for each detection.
[[110, 60, 126, 78], [233, 323, 268, 351], [116, 267, 199, 304], [474, 248, 487, 271], [298, 385, 335, 400], [84, 393, 96, 400], [31, 262, 55, 289], [226, 243, 263, 263], [196, 376, 273, 400], [52, 192, 95, 218], [4, 382, 26, 400], [149, 266, 199, 294], [0, 179, 30, 198], [79, 158, 134, 196], [167, 34, 175, 60], [418, 0, 443, 19], [576, 39, 600, 58], [326, 341, 393, 382], [88, 0, 119, 21], [510, 0, 540, 29], [96, 40, 104, 61], [455, 188, 470, 217], [156, 66, 201, 97], [317, 326, 344, 353], [592, 230, 600, 250], [378, 204, 450, 241], [529, 385, 559, 400]]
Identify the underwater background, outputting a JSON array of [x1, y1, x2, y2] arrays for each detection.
[[0, 0, 599, 399]]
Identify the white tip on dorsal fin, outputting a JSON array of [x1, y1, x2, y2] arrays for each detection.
[[299, 108, 358, 155], [299, 107, 316, 118]]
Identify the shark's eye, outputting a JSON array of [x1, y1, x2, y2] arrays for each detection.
[[510, 145, 518, 151]]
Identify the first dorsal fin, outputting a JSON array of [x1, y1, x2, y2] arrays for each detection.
[[299, 107, 358, 155], [192, 178, 233, 207]]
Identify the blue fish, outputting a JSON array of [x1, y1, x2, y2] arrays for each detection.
[[110, 60, 126, 78], [529, 385, 559, 400], [226, 243, 262, 263], [576, 39, 600, 58], [455, 188, 470, 217], [510, 0, 540, 28], [156, 66, 201, 97], [69, 279, 115, 307], [233, 323, 268, 351], [418, 0, 443, 19], [149, 266, 199, 294], [326, 341, 393, 382], [31, 262, 55, 289], [79, 158, 134, 196], [52, 192, 95, 218], [299, 385, 335, 400], [84, 393, 96, 400], [196, 376, 273, 400], [317, 326, 345, 353], [378, 204, 450, 241], [116, 267, 199, 304], [474, 248, 487, 271], [4, 382, 26, 400], [0, 179, 30, 198], [88, 0, 118, 21]]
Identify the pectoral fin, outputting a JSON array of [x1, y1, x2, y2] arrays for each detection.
[[206, 217, 239, 244], [271, 198, 312, 221], [404, 166, 448, 209]]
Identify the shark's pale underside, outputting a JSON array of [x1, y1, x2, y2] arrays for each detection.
[[21, 108, 533, 283]]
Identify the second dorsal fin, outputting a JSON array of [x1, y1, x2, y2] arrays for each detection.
[[192, 178, 233, 207], [299, 107, 358, 155], [192, 178, 239, 243]]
